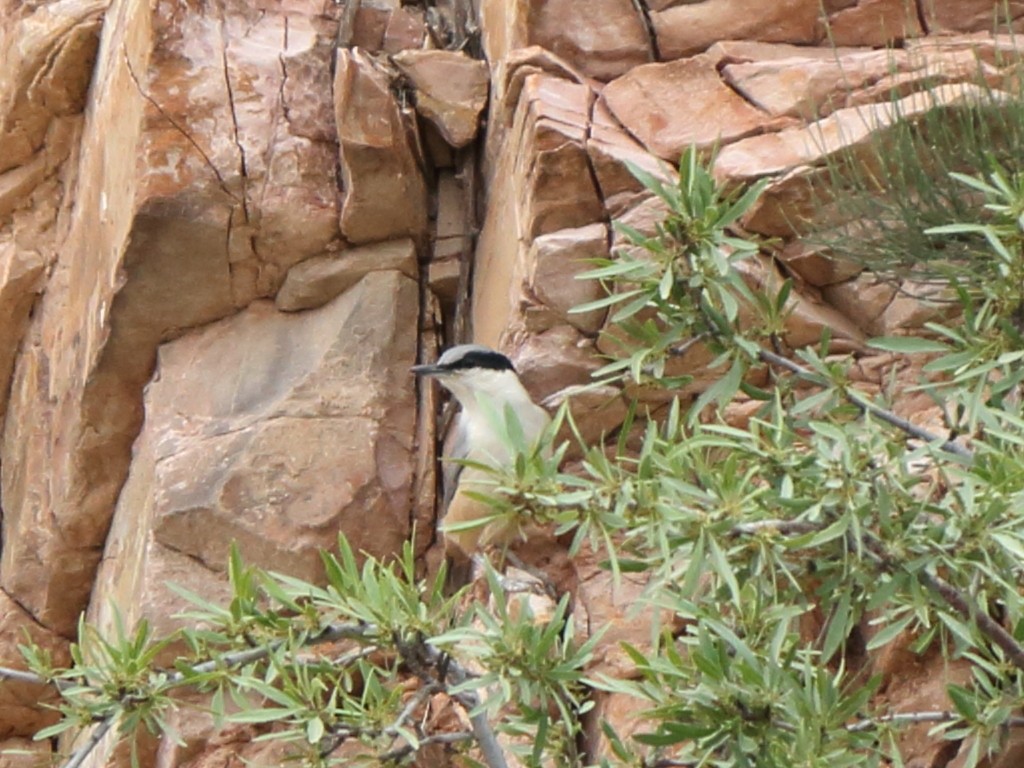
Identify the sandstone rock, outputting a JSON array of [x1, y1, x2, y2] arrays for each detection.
[[433, 170, 469, 263], [651, 0, 822, 60], [155, 273, 416, 577], [521, 0, 652, 81], [582, 692, 663, 765], [714, 84, 999, 184], [89, 269, 419, 669], [722, 50, 917, 119], [511, 325, 600, 403], [923, 0, 1024, 33], [474, 72, 602, 348], [0, 738, 50, 768], [526, 223, 610, 334], [777, 239, 863, 287], [276, 239, 417, 312], [825, 0, 923, 46], [572, 543, 670, 678], [823, 273, 949, 337], [335, 49, 428, 244], [705, 39, 864, 66], [822, 274, 897, 335], [1, 0, 346, 636], [879, 656, 974, 767], [0, 0, 103, 175], [0, 591, 69, 738], [600, 55, 770, 162], [393, 50, 489, 148], [741, 165, 830, 238], [428, 170, 467, 312], [587, 98, 674, 216], [726, 44, 999, 126], [382, 5, 426, 53], [0, 244, 47, 425], [256, 17, 343, 273], [741, 255, 866, 348], [477, 0, 650, 82], [346, 0, 403, 51]]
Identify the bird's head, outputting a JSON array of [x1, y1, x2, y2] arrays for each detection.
[[411, 344, 526, 408]]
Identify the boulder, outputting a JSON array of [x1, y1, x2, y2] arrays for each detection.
[[335, 49, 428, 244], [393, 50, 489, 147], [600, 55, 772, 162]]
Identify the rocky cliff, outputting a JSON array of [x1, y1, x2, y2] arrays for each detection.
[[1, 0, 1023, 766]]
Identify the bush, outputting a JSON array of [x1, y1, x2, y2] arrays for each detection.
[[11, 149, 1024, 768]]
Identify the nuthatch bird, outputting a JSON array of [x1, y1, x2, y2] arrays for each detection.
[[412, 345, 550, 585]]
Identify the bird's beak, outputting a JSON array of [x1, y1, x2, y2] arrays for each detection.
[[410, 363, 445, 376]]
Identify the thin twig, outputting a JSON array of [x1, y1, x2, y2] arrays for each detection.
[[399, 639, 508, 768], [59, 623, 374, 768], [757, 349, 974, 461], [730, 518, 1024, 674], [0, 666, 52, 686], [846, 710, 1024, 733], [858, 532, 1024, 672], [63, 718, 114, 768], [729, 520, 818, 537], [377, 730, 474, 762]]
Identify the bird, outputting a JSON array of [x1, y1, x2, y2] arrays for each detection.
[[411, 344, 551, 587]]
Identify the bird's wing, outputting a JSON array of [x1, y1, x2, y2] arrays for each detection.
[[442, 409, 469, 510]]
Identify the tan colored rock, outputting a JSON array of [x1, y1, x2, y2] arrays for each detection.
[[1, 0, 344, 636], [474, 72, 602, 348], [477, 0, 651, 82], [651, 0, 822, 60], [822, 274, 897, 335], [923, 0, 1024, 33], [777, 239, 863, 287], [382, 5, 427, 53], [572, 543, 672, 678], [705, 39, 864, 66], [0, 0, 103, 175], [335, 49, 428, 244], [824, 273, 948, 337], [826, 0, 923, 46], [720, 45, 994, 124], [522, 0, 652, 81], [276, 239, 417, 312], [0, 591, 69, 738], [740, 256, 865, 348], [346, 0, 407, 51], [583, 691, 666, 765], [393, 50, 489, 148], [714, 84, 1000, 184], [740, 165, 824, 238], [587, 98, 674, 216], [722, 50, 909, 119], [0, 245, 47, 425], [526, 223, 609, 334], [511, 325, 600, 403], [90, 271, 419, 658], [600, 55, 771, 162], [0, 738, 51, 768], [433, 170, 469, 263]]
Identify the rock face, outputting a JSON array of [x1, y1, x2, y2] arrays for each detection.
[[91, 271, 419, 638], [335, 48, 428, 244], [1, 0, 1022, 765]]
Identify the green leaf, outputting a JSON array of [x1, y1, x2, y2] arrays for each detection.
[[865, 612, 915, 651], [867, 337, 951, 354], [947, 684, 978, 720]]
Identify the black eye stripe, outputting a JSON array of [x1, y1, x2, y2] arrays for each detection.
[[444, 350, 515, 372]]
